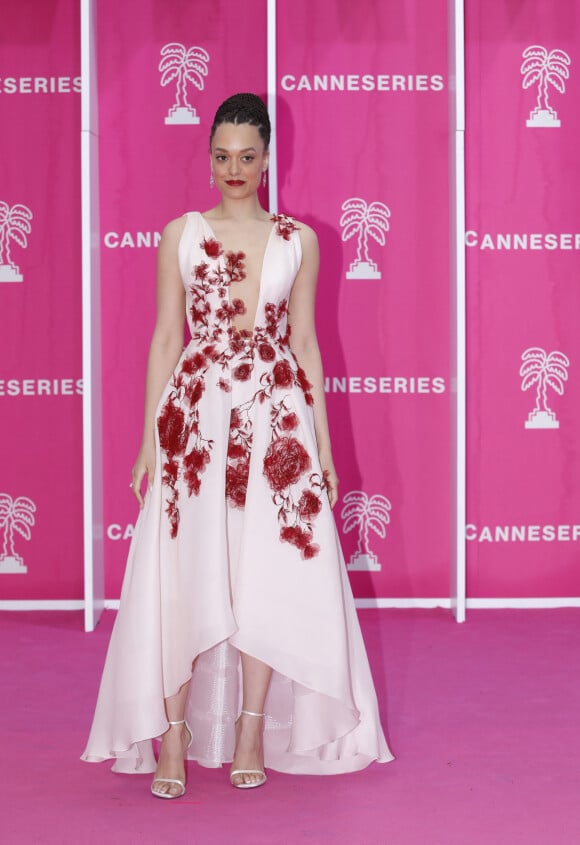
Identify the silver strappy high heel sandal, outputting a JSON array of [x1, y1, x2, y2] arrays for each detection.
[[230, 710, 267, 789], [151, 719, 193, 799]]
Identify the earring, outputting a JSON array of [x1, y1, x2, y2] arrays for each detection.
[[262, 171, 267, 188], [209, 172, 215, 188]]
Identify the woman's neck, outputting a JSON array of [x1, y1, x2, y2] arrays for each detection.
[[211, 195, 267, 221]]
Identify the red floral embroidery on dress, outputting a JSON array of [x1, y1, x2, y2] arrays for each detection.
[[233, 363, 251, 381], [159, 235, 247, 537], [297, 489, 323, 520], [280, 411, 299, 432], [295, 364, 314, 405], [271, 213, 299, 241], [160, 219, 320, 552], [200, 238, 223, 259], [223, 301, 317, 538], [158, 360, 214, 538], [258, 342, 276, 362], [272, 360, 294, 389], [225, 405, 253, 509], [224, 251, 246, 283], [227, 389, 326, 560], [225, 456, 250, 509], [262, 400, 327, 559], [264, 434, 310, 491]]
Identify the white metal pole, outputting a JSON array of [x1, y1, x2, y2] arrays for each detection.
[[451, 0, 466, 622], [81, 0, 104, 631], [267, 0, 278, 213]]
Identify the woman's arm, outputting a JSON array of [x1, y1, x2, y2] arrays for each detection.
[[131, 217, 186, 506], [287, 224, 339, 508]]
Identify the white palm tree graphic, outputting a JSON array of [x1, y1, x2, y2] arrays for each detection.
[[159, 43, 209, 125], [0, 494, 36, 573], [341, 491, 391, 571], [340, 198, 390, 279], [521, 45, 571, 127], [520, 347, 569, 430], [0, 202, 32, 283]]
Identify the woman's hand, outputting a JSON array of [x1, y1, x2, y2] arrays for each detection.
[[319, 450, 339, 509], [130, 443, 156, 509]]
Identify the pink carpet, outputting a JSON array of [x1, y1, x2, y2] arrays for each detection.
[[1, 608, 579, 844]]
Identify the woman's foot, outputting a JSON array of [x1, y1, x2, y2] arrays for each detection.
[[230, 710, 267, 789], [151, 720, 192, 799]]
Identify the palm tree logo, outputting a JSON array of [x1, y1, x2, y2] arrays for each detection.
[[340, 198, 390, 279], [520, 347, 570, 429], [0, 202, 33, 283], [341, 491, 391, 571], [521, 45, 571, 128], [159, 43, 210, 125], [0, 494, 36, 574]]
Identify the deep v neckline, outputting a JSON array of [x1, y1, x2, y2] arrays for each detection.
[[199, 212, 277, 332]]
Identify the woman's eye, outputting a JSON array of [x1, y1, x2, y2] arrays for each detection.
[[242, 156, 255, 163], [216, 155, 227, 162]]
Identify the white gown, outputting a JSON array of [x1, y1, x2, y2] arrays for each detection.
[[82, 212, 394, 774]]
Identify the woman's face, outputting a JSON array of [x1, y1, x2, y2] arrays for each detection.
[[210, 122, 268, 199]]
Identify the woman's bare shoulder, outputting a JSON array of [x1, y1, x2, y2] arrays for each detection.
[[292, 219, 318, 254], [160, 213, 191, 244], [295, 220, 317, 239]]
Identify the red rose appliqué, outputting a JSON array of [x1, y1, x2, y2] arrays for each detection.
[[280, 412, 299, 432], [158, 403, 187, 456], [201, 237, 223, 259], [297, 488, 322, 519], [233, 363, 252, 381], [258, 342, 276, 362], [263, 436, 311, 493], [226, 456, 250, 509], [272, 360, 295, 389]]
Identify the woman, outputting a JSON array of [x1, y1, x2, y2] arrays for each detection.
[[82, 93, 393, 797]]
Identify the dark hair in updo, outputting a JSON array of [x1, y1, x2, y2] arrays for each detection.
[[210, 93, 271, 150]]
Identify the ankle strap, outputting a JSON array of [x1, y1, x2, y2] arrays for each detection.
[[240, 709, 265, 718], [167, 719, 185, 726]]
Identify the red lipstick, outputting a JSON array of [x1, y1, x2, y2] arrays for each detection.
[[226, 180, 244, 186]]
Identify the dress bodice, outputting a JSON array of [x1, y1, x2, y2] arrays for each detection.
[[178, 211, 302, 346]]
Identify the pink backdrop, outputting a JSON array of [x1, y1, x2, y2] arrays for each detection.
[[2, 1, 578, 604], [276, 0, 451, 598], [97, 0, 269, 597], [0, 0, 83, 599], [465, 0, 580, 597], [100, 0, 451, 600]]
